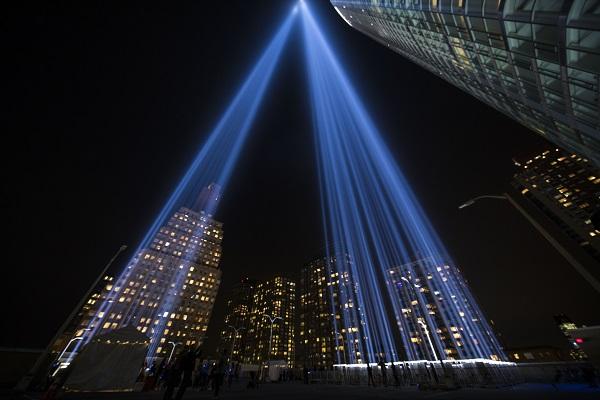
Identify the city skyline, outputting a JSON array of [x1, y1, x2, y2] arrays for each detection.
[[3, 0, 600, 361]]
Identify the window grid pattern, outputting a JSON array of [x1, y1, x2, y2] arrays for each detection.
[[331, 0, 600, 164]]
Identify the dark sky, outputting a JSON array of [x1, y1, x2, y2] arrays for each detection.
[[4, 1, 599, 354]]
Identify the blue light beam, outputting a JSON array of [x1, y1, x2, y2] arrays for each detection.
[[71, 9, 296, 361], [301, 2, 505, 363]]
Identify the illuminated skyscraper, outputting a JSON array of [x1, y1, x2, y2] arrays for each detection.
[[244, 276, 296, 367], [512, 148, 600, 264], [219, 277, 257, 361], [74, 200, 223, 358], [297, 256, 364, 368], [330, 1, 600, 165], [387, 257, 505, 361]]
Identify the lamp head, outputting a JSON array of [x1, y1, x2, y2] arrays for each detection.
[[458, 199, 475, 210]]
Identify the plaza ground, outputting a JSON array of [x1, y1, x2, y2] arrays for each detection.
[[25, 382, 598, 400]]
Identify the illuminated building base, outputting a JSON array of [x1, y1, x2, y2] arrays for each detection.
[[334, 359, 516, 369]]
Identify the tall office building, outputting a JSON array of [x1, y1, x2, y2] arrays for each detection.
[[244, 276, 296, 367], [512, 148, 600, 263], [330, 1, 600, 165], [387, 257, 505, 361], [74, 195, 224, 358], [297, 256, 364, 368], [219, 277, 257, 361]]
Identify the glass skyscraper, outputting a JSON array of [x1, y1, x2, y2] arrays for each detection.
[[330, 0, 600, 165]]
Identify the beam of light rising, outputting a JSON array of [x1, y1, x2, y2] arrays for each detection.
[[301, 2, 505, 363], [69, 9, 296, 361]]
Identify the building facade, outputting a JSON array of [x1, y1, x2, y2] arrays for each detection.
[[244, 276, 296, 367], [330, 0, 600, 165], [74, 205, 223, 358], [512, 148, 600, 263], [219, 277, 257, 362], [297, 256, 365, 369], [505, 345, 567, 363], [554, 313, 588, 360], [387, 257, 505, 361]]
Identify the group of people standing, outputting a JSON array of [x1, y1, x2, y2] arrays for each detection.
[[140, 347, 231, 399], [366, 360, 402, 387]]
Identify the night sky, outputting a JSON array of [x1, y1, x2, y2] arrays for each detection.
[[4, 1, 599, 354]]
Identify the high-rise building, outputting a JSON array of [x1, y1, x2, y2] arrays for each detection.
[[219, 277, 257, 361], [330, 1, 600, 165], [297, 256, 364, 368], [387, 257, 505, 361], [554, 313, 588, 360], [512, 148, 600, 263], [74, 203, 223, 358], [244, 276, 296, 367]]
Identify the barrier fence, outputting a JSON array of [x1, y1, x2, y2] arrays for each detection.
[[299, 361, 597, 388]]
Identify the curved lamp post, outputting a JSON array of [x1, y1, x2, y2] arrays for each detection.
[[459, 193, 600, 294], [263, 314, 282, 380]]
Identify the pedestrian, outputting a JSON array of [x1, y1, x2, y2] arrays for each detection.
[[367, 363, 376, 387], [390, 362, 400, 386], [214, 349, 228, 398], [173, 346, 202, 400], [162, 358, 182, 400], [227, 362, 234, 388], [199, 361, 210, 390], [378, 359, 388, 387]]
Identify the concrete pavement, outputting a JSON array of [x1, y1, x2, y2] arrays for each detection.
[[46, 382, 600, 400]]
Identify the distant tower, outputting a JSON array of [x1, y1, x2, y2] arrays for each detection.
[[219, 277, 257, 362], [298, 255, 364, 367], [244, 276, 296, 367], [75, 185, 224, 359], [194, 183, 222, 215], [512, 148, 600, 267], [387, 257, 505, 361], [554, 314, 588, 360]]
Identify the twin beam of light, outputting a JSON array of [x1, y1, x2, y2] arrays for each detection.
[[67, 1, 505, 365], [300, 2, 505, 363], [70, 9, 296, 361]]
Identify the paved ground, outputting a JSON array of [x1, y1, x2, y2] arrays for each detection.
[[28, 382, 596, 400]]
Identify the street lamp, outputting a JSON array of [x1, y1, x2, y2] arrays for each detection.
[[227, 325, 245, 362], [167, 341, 182, 364], [50, 328, 92, 377], [459, 193, 600, 294], [51, 338, 82, 377], [263, 314, 282, 380], [16, 245, 128, 391]]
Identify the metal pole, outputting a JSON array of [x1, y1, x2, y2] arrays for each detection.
[[167, 341, 180, 364], [16, 245, 127, 391], [417, 321, 438, 362], [400, 276, 447, 382], [263, 314, 281, 381], [459, 193, 600, 294], [228, 326, 244, 363], [503, 193, 600, 294]]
